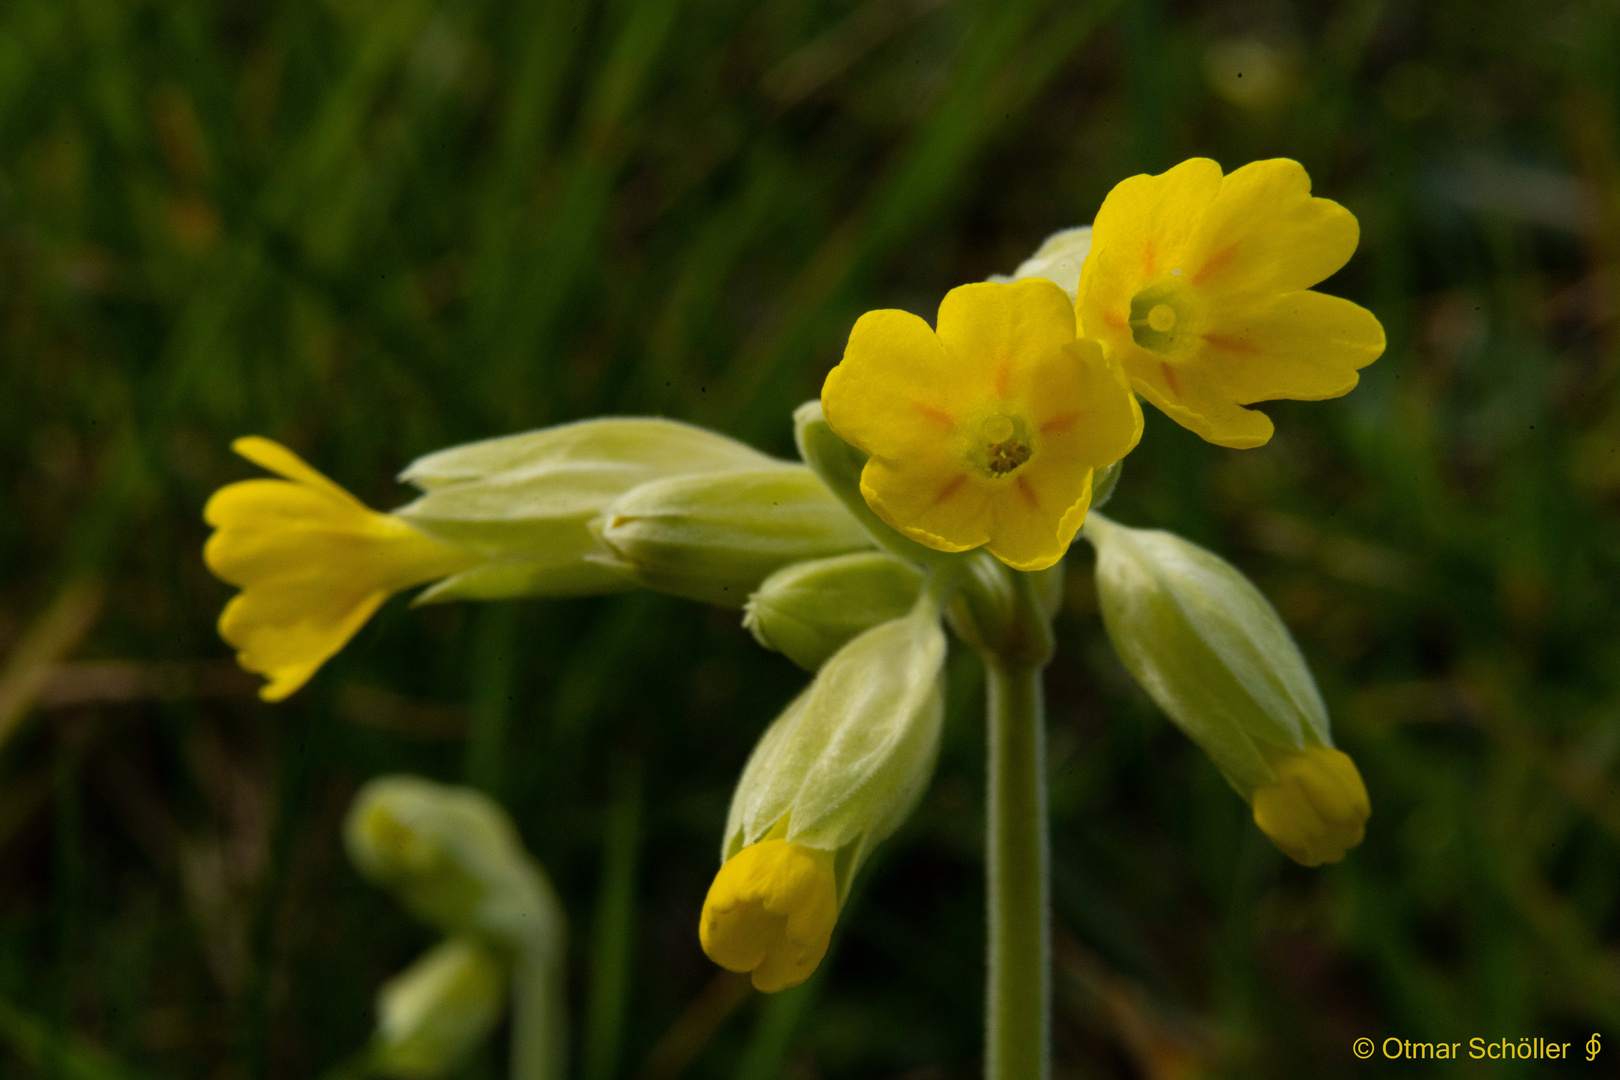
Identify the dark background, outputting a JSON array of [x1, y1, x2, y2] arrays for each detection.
[[2, 0, 1618, 1077]]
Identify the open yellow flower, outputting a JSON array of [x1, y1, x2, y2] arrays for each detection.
[[204, 438, 480, 701], [1076, 157, 1386, 448], [821, 278, 1142, 572]]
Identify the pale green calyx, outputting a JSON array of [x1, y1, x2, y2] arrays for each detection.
[[1083, 511, 1330, 793], [744, 551, 926, 671], [394, 418, 779, 603], [987, 225, 1092, 301], [590, 466, 875, 607], [372, 936, 506, 1080], [344, 775, 565, 963], [723, 590, 947, 900]]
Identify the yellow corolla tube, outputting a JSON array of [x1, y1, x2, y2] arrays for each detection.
[[1077, 157, 1385, 449], [204, 437, 480, 701], [822, 277, 1142, 571], [1251, 746, 1370, 867], [699, 838, 838, 992]]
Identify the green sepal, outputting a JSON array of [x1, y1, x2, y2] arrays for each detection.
[[591, 466, 873, 608], [744, 551, 926, 671], [1085, 512, 1331, 794]]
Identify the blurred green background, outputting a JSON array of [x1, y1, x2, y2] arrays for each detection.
[[3, 0, 1619, 1076]]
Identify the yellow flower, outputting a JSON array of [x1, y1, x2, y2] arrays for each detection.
[[699, 837, 838, 992], [1251, 746, 1370, 866], [821, 279, 1143, 572], [204, 437, 480, 701], [1076, 157, 1386, 448]]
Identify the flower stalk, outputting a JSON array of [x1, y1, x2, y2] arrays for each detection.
[[984, 655, 1050, 1080], [976, 561, 1055, 1080]]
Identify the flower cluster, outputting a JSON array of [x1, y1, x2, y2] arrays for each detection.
[[200, 158, 1385, 1020], [820, 157, 1384, 569]]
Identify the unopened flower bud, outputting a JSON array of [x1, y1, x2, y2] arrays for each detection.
[[699, 835, 837, 994], [591, 467, 874, 607], [1085, 512, 1369, 864], [345, 776, 565, 959], [1251, 745, 1369, 866], [987, 225, 1092, 301], [744, 552, 925, 671], [372, 937, 505, 1079], [395, 418, 778, 603], [702, 593, 947, 991]]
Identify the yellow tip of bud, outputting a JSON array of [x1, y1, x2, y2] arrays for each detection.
[[1251, 746, 1370, 866], [699, 839, 837, 993]]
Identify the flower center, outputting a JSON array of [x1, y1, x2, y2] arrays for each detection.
[[1128, 280, 1199, 355], [973, 413, 1033, 478]]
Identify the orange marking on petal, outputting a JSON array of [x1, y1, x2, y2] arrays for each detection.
[[1143, 240, 1157, 278], [1040, 412, 1080, 434], [1160, 362, 1181, 396], [1015, 475, 1040, 508], [1202, 333, 1258, 354], [932, 475, 967, 506], [1104, 313, 1127, 330], [994, 357, 1010, 397], [912, 402, 956, 426], [1192, 243, 1238, 285]]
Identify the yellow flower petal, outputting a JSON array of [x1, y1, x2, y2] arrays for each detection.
[[1128, 357, 1277, 449], [981, 466, 1091, 572], [204, 439, 479, 700], [1179, 159, 1361, 301], [822, 308, 970, 456], [934, 279, 1079, 401], [859, 451, 993, 554], [1200, 290, 1387, 404], [1077, 158, 1223, 337], [230, 435, 365, 507], [1251, 745, 1370, 866], [699, 839, 838, 993]]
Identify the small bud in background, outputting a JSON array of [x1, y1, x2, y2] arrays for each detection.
[[372, 937, 505, 1080], [1085, 512, 1369, 865], [986, 225, 1093, 301], [395, 418, 779, 603], [702, 592, 947, 990], [345, 776, 565, 960], [591, 467, 874, 607], [744, 552, 925, 671]]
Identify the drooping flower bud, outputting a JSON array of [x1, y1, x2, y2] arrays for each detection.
[[702, 592, 947, 990], [345, 776, 565, 959], [1250, 745, 1369, 867], [395, 418, 779, 603], [743, 552, 925, 671], [371, 937, 506, 1079], [699, 833, 837, 994], [590, 467, 874, 607], [1085, 512, 1369, 865]]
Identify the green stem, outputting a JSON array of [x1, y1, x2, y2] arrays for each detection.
[[984, 657, 1049, 1080], [511, 946, 567, 1080]]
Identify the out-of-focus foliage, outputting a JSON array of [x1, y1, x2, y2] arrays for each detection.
[[1, 0, 1618, 1077]]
